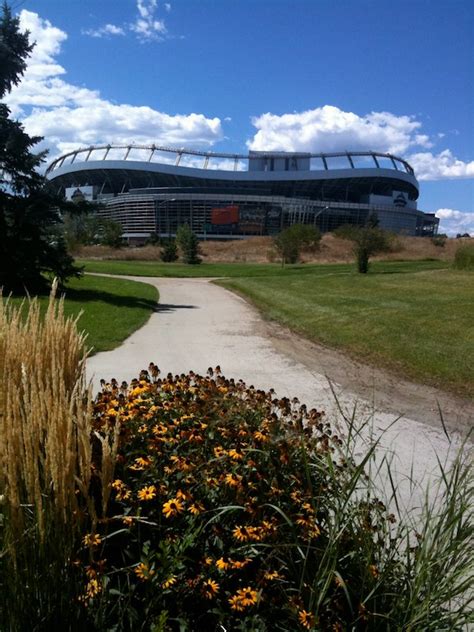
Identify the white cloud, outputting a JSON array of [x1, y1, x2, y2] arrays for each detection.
[[247, 106, 473, 182], [407, 150, 474, 181], [248, 106, 425, 155], [435, 209, 474, 236], [6, 10, 223, 161], [84, 0, 168, 43], [82, 24, 126, 38]]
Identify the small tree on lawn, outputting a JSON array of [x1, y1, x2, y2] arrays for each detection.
[[176, 224, 201, 264], [352, 225, 392, 273], [274, 223, 321, 265]]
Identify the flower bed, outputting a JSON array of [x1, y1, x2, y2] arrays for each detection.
[[82, 366, 403, 631]]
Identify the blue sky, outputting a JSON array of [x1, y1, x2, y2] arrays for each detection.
[[6, 0, 474, 234]]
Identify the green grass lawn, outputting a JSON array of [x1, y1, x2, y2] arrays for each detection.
[[79, 258, 446, 278], [21, 259, 471, 398], [7, 274, 158, 354], [219, 267, 474, 398]]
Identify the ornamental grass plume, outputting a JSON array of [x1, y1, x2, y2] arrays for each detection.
[[0, 281, 119, 628]]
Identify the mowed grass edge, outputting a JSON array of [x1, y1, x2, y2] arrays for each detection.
[[7, 274, 158, 354], [218, 267, 474, 399]]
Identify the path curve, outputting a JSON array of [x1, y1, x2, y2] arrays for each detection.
[[87, 275, 472, 509]]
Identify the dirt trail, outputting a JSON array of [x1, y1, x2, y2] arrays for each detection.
[[87, 275, 472, 509]]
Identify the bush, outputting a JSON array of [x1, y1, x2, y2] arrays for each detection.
[[64, 368, 472, 631], [274, 224, 321, 265], [453, 243, 474, 270], [176, 224, 201, 264], [431, 234, 447, 248], [160, 238, 178, 262]]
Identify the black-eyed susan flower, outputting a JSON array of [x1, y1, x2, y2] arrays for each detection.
[[188, 501, 205, 515], [228, 595, 245, 611], [298, 609, 315, 629], [224, 472, 242, 487], [232, 525, 252, 542], [137, 485, 157, 501], [263, 570, 282, 581], [161, 575, 177, 589], [134, 562, 155, 581], [162, 498, 184, 518], [215, 557, 230, 571], [83, 533, 102, 547], [85, 578, 102, 598], [202, 579, 219, 599], [228, 448, 244, 461]]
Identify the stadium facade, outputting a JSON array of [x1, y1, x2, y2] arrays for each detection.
[[46, 144, 439, 240]]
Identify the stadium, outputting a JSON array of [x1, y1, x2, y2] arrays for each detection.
[[46, 144, 439, 241]]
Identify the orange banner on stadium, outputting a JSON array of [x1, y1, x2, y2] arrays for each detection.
[[211, 205, 239, 225]]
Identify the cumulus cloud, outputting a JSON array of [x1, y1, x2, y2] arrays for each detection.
[[6, 10, 223, 161], [435, 209, 474, 236], [247, 106, 473, 182], [248, 106, 429, 155], [408, 150, 474, 181], [84, 0, 168, 43]]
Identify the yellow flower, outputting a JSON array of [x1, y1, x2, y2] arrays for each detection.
[[134, 562, 155, 581], [215, 557, 230, 571], [253, 430, 269, 442], [189, 502, 205, 515], [137, 485, 157, 501], [263, 570, 282, 581], [161, 575, 177, 589], [298, 609, 315, 629], [122, 516, 134, 527], [130, 456, 152, 471], [230, 558, 251, 570], [111, 479, 124, 490], [86, 578, 102, 598], [162, 498, 184, 518], [224, 472, 242, 487], [228, 448, 243, 461], [228, 587, 259, 610], [83, 533, 102, 547], [237, 586, 258, 607], [202, 579, 219, 599], [232, 525, 252, 542], [213, 446, 226, 458], [228, 595, 245, 611]]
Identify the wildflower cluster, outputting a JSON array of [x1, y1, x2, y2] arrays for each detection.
[[80, 366, 403, 630]]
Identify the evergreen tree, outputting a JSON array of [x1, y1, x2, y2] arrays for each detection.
[[0, 3, 80, 292], [176, 224, 201, 265]]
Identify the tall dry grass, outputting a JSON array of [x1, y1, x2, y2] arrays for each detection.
[[0, 281, 119, 628]]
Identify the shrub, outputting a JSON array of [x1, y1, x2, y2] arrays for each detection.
[[73, 368, 472, 631], [453, 243, 474, 270], [274, 224, 321, 265], [160, 238, 178, 262], [176, 224, 201, 264], [431, 234, 447, 248]]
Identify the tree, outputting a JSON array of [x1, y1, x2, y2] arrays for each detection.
[[273, 224, 321, 265], [0, 3, 80, 292], [176, 224, 201, 264], [351, 226, 392, 273], [160, 237, 178, 262]]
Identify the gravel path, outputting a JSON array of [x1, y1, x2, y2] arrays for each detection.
[[87, 275, 471, 510]]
